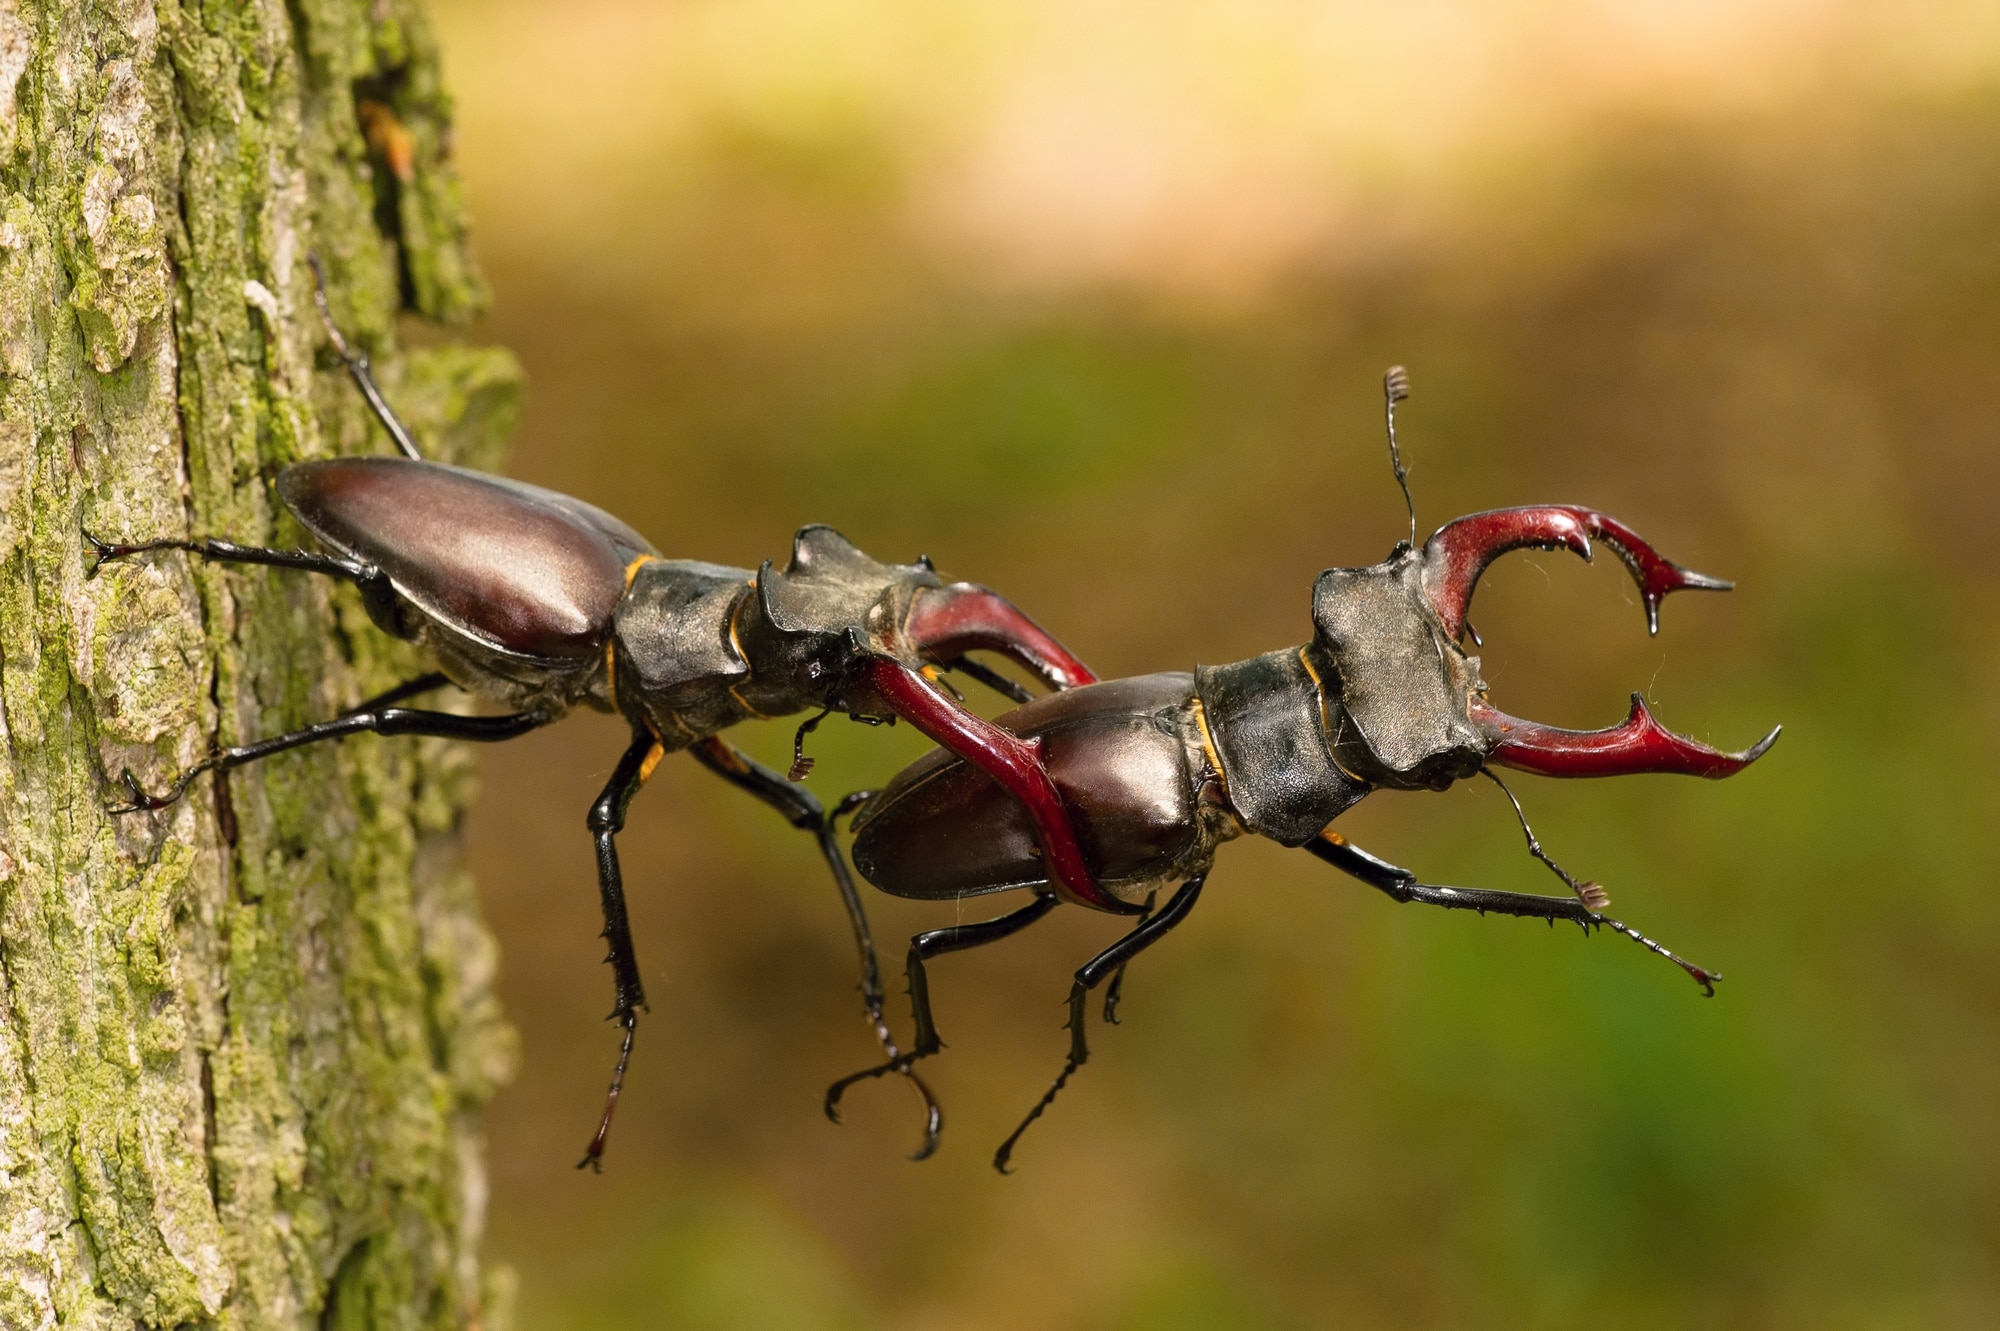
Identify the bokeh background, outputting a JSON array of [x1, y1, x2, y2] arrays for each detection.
[[424, 2, 2000, 1326]]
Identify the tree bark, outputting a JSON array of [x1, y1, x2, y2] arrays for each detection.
[[0, 1, 520, 1325]]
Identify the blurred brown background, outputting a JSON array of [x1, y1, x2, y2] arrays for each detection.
[[427, 2, 2000, 1326]]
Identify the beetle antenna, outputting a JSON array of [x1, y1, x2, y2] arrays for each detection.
[[1480, 768, 1608, 909], [1480, 768, 1721, 995], [925, 665, 967, 704], [789, 708, 831, 782], [1383, 365, 1417, 549]]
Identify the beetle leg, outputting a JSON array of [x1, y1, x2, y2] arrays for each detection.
[[856, 656, 1141, 916], [87, 531, 369, 580], [577, 729, 663, 1172], [105, 705, 545, 814], [688, 738, 943, 1156], [308, 254, 426, 462], [1304, 832, 1720, 995], [84, 532, 409, 638], [942, 656, 1033, 706], [993, 872, 1206, 1174], [1098, 891, 1157, 1025], [823, 891, 1059, 1158], [340, 672, 452, 714]]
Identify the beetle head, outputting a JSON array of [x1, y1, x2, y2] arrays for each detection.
[[747, 525, 942, 711], [1310, 505, 1779, 788], [757, 525, 937, 644], [1310, 548, 1487, 790]]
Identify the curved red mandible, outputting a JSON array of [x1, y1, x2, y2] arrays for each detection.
[[1420, 506, 1732, 640], [902, 583, 1098, 691], [1473, 694, 1780, 780], [858, 657, 1139, 915]]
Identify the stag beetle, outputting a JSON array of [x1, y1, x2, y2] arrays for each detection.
[[831, 369, 1781, 1171], [88, 260, 1109, 1168]]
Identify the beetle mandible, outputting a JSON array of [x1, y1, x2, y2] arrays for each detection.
[[832, 368, 1781, 1171], [88, 259, 1111, 1168]]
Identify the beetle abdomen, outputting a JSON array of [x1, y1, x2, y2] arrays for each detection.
[[851, 673, 1215, 901], [279, 458, 648, 662]]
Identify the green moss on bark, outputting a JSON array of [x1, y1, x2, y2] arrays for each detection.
[[0, 0, 520, 1325]]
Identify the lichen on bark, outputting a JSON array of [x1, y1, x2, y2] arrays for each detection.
[[0, 0, 520, 1326]]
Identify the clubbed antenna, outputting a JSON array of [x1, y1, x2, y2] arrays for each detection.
[[1480, 768, 1721, 996], [789, 707, 831, 781], [1383, 365, 1416, 548], [1481, 768, 1609, 910]]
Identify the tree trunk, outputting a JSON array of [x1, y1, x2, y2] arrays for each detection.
[[0, 1, 521, 1325]]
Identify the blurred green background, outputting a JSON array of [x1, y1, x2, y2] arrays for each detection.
[[426, 2, 2000, 1326]]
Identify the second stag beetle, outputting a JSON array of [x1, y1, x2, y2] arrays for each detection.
[[88, 259, 1112, 1168], [834, 368, 1781, 1171]]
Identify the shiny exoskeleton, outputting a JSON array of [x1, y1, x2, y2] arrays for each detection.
[[836, 456, 1780, 1171], [89, 261, 1108, 1168]]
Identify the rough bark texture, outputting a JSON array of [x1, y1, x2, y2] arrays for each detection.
[[0, 1, 521, 1325]]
